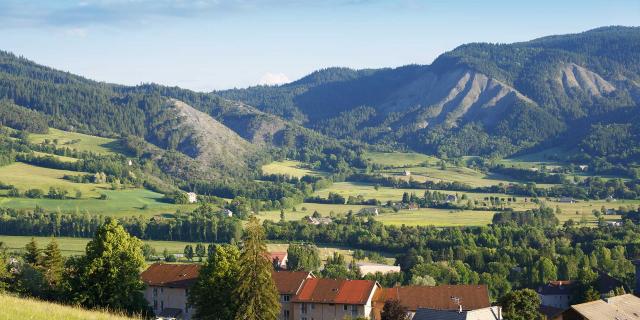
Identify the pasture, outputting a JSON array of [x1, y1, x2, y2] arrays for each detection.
[[375, 209, 495, 227], [261, 160, 327, 178], [0, 294, 139, 320], [258, 203, 369, 221], [364, 151, 438, 167], [28, 128, 121, 155]]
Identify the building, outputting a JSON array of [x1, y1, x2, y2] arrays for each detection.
[[537, 280, 575, 309], [539, 305, 565, 320], [372, 285, 491, 319], [562, 294, 640, 320], [558, 197, 576, 203], [186, 192, 197, 204], [141, 263, 201, 320], [446, 195, 458, 203], [356, 262, 400, 276], [291, 278, 380, 320], [403, 170, 411, 176], [358, 207, 380, 216], [304, 216, 332, 225], [221, 209, 233, 217], [269, 252, 289, 270], [272, 271, 315, 320], [413, 306, 503, 320]]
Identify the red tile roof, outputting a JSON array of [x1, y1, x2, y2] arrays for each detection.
[[268, 252, 288, 262], [272, 271, 313, 295], [141, 263, 201, 288], [292, 278, 378, 305], [373, 285, 491, 313]]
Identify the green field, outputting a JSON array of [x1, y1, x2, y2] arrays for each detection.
[[375, 209, 495, 226], [0, 235, 389, 263], [314, 181, 426, 202], [28, 128, 121, 155], [0, 163, 195, 217], [380, 165, 519, 187], [258, 203, 369, 221], [364, 151, 438, 167], [261, 160, 327, 178], [30, 151, 79, 162], [0, 294, 139, 320]]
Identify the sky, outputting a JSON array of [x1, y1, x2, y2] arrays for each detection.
[[0, 0, 638, 91]]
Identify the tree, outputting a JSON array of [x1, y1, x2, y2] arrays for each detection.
[[499, 289, 542, 320], [184, 245, 194, 261], [41, 238, 65, 293], [70, 219, 147, 314], [0, 242, 12, 292], [381, 300, 409, 320], [190, 244, 241, 320], [24, 237, 41, 265], [287, 244, 321, 272], [195, 243, 206, 262], [234, 216, 280, 320]]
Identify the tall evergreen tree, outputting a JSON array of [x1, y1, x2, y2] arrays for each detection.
[[71, 219, 147, 314], [24, 237, 40, 265], [41, 238, 64, 290], [190, 244, 241, 320], [234, 216, 280, 320], [0, 242, 11, 292]]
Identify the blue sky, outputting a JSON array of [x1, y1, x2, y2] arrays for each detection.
[[0, 0, 638, 91]]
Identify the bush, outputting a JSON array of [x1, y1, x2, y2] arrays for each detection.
[[25, 189, 44, 199]]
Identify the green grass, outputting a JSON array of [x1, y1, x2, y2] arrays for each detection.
[[28, 128, 121, 155], [314, 181, 427, 202], [261, 160, 327, 178], [0, 294, 140, 320], [380, 165, 518, 187], [0, 163, 196, 217], [364, 151, 438, 167], [30, 151, 79, 162], [375, 209, 495, 227], [258, 203, 369, 221]]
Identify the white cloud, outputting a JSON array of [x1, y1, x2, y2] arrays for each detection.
[[258, 72, 290, 86], [64, 27, 88, 37]]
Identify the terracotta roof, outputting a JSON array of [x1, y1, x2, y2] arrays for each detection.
[[268, 252, 288, 261], [292, 278, 378, 305], [141, 263, 201, 288], [272, 271, 313, 295], [373, 285, 491, 312]]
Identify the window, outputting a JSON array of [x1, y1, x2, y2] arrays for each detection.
[[351, 305, 358, 317], [161, 301, 164, 311], [311, 303, 315, 310], [284, 310, 290, 320], [153, 288, 158, 297], [301, 303, 308, 314], [153, 300, 157, 310], [282, 294, 290, 302], [343, 305, 348, 311]]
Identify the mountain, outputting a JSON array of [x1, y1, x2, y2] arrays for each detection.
[[217, 26, 640, 160]]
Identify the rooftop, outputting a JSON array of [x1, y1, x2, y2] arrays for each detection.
[[373, 285, 491, 312], [292, 278, 378, 305], [141, 263, 201, 288], [272, 271, 313, 295]]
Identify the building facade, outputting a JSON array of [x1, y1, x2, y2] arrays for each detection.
[[141, 263, 201, 320]]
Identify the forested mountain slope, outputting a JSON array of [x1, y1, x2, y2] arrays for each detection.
[[218, 26, 640, 160]]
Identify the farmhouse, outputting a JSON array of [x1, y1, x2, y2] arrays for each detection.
[[269, 252, 289, 270], [222, 209, 233, 217], [356, 262, 400, 276], [358, 207, 380, 216], [186, 192, 197, 204], [304, 216, 332, 225], [558, 197, 576, 203]]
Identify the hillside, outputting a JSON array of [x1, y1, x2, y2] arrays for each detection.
[[0, 294, 139, 320], [218, 26, 640, 162]]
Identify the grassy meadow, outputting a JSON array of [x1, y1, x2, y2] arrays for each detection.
[[258, 203, 369, 221], [375, 209, 495, 227], [261, 160, 327, 178], [0, 294, 140, 320], [28, 128, 122, 155], [364, 151, 438, 167]]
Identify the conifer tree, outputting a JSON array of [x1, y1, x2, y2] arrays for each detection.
[[24, 237, 40, 265], [41, 238, 64, 289], [234, 216, 279, 320]]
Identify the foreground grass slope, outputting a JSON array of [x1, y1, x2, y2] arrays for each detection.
[[0, 294, 139, 320]]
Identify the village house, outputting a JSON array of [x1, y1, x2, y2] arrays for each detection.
[[269, 252, 289, 270], [358, 207, 380, 216], [537, 280, 574, 309], [304, 216, 332, 225], [558, 197, 576, 203], [372, 285, 492, 319], [413, 306, 503, 320], [291, 278, 380, 320], [186, 192, 197, 204], [562, 294, 640, 320], [272, 271, 315, 320], [222, 209, 233, 217], [141, 263, 201, 320], [356, 262, 400, 276]]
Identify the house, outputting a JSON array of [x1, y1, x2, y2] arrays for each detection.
[[222, 209, 233, 217], [407, 203, 419, 210], [304, 216, 332, 225], [141, 263, 201, 320], [269, 252, 289, 270], [558, 197, 576, 203], [578, 165, 589, 171], [605, 221, 622, 227], [359, 207, 380, 216], [291, 278, 380, 320], [403, 170, 411, 176], [537, 280, 575, 309], [446, 195, 458, 203], [272, 271, 315, 320], [605, 208, 616, 215], [186, 192, 197, 204], [372, 285, 491, 319], [413, 306, 503, 320], [356, 262, 400, 276], [562, 294, 640, 320]]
